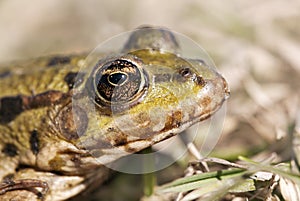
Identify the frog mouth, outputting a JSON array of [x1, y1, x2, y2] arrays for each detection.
[[123, 96, 226, 153], [89, 102, 224, 167]]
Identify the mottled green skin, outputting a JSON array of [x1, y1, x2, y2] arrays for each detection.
[[0, 27, 229, 201]]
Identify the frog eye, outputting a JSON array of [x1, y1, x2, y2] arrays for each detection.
[[90, 58, 149, 112]]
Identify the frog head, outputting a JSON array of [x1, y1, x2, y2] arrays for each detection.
[[58, 26, 229, 166]]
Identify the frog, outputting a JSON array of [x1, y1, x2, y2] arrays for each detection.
[[0, 26, 229, 201]]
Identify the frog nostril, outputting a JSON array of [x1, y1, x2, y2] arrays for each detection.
[[178, 67, 192, 78], [177, 67, 206, 86]]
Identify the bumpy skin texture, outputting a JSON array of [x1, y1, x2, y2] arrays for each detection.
[[0, 27, 229, 201]]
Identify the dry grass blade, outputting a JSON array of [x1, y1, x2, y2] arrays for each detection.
[[279, 177, 300, 201]]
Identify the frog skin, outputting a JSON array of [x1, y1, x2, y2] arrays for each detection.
[[0, 26, 229, 201]]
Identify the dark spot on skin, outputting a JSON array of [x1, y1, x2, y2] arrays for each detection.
[[194, 75, 206, 86], [30, 130, 39, 155], [64, 72, 85, 90], [114, 136, 128, 147], [172, 111, 183, 128], [0, 71, 11, 78], [24, 90, 65, 109], [175, 121, 182, 128], [0, 96, 24, 123], [70, 155, 82, 167], [2, 143, 18, 157], [37, 192, 43, 199], [58, 104, 88, 141], [0, 91, 66, 123], [47, 56, 70, 67], [2, 174, 15, 184], [15, 164, 33, 173], [48, 156, 65, 170], [161, 111, 183, 132]]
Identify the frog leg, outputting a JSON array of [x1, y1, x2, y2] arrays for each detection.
[[0, 178, 48, 200], [0, 129, 48, 200], [0, 167, 87, 201]]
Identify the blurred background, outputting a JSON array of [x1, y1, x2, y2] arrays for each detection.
[[1, 0, 299, 200]]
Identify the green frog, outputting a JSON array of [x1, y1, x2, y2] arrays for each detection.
[[0, 26, 229, 200]]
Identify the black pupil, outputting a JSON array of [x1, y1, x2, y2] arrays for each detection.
[[108, 73, 127, 85], [94, 59, 143, 103]]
